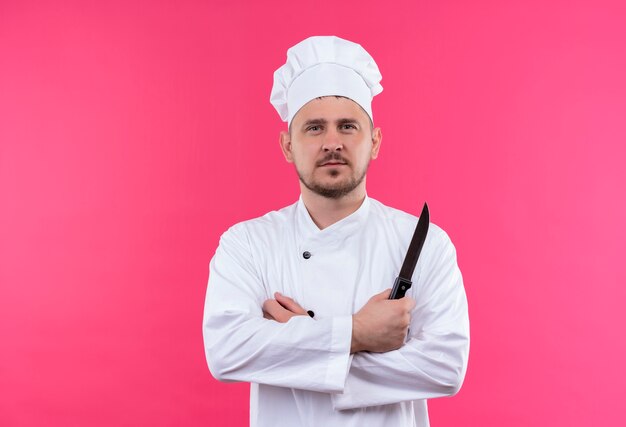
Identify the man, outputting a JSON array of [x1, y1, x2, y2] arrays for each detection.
[[203, 36, 469, 427]]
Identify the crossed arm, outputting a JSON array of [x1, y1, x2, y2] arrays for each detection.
[[203, 224, 469, 409], [263, 289, 416, 354]]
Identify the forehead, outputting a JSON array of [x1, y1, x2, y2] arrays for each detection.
[[291, 96, 370, 125]]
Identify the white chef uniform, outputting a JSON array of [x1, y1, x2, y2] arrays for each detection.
[[203, 196, 470, 427]]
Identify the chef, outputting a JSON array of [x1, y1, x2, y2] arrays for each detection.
[[203, 36, 469, 427]]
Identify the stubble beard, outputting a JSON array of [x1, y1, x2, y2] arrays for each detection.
[[297, 159, 369, 200]]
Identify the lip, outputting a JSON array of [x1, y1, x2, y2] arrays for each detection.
[[319, 161, 347, 167]]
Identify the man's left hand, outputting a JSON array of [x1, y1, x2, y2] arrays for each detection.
[[263, 292, 308, 323]]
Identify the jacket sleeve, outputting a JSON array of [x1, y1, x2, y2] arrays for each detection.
[[203, 223, 353, 393], [331, 229, 470, 410]]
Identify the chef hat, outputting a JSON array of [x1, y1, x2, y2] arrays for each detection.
[[270, 36, 383, 125]]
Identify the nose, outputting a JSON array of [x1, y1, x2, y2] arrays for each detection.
[[322, 129, 343, 152]]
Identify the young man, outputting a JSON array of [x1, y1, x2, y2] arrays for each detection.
[[203, 36, 469, 427]]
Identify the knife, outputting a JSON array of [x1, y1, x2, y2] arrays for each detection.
[[389, 202, 430, 299]]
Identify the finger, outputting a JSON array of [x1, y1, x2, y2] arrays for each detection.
[[262, 299, 277, 316], [262, 300, 294, 323], [275, 292, 307, 315], [263, 299, 282, 317]]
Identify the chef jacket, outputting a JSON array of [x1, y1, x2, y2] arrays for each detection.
[[203, 196, 469, 427]]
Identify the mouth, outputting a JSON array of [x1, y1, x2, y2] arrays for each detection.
[[317, 155, 348, 167], [319, 161, 347, 167]]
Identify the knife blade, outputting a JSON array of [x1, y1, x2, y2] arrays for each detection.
[[389, 202, 430, 299]]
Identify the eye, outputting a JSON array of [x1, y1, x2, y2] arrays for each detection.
[[306, 125, 322, 132], [340, 123, 357, 130]]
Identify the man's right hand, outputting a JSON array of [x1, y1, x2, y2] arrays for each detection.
[[350, 288, 416, 354]]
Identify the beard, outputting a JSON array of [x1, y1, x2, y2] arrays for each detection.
[[297, 153, 369, 199]]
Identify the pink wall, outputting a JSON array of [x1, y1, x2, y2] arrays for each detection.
[[1, 0, 625, 425]]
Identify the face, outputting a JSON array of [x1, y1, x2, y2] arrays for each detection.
[[279, 97, 382, 199]]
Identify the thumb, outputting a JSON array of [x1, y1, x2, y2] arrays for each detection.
[[372, 288, 392, 301], [403, 296, 417, 311]]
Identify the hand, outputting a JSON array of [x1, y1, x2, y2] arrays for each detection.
[[351, 288, 416, 353], [263, 292, 308, 323]]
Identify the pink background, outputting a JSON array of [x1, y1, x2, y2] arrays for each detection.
[[1, 0, 625, 425]]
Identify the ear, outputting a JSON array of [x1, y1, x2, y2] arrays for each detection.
[[370, 127, 382, 160], [279, 131, 294, 163]]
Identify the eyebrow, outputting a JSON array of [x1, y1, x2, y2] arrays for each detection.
[[301, 118, 361, 128], [302, 118, 328, 127], [336, 118, 360, 126]]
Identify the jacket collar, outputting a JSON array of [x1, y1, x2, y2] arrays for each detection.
[[296, 195, 371, 242]]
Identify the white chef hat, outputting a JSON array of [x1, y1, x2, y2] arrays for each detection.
[[270, 36, 383, 125]]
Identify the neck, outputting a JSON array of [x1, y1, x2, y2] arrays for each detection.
[[300, 182, 367, 230]]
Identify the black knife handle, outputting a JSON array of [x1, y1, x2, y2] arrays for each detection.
[[389, 277, 412, 299]]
